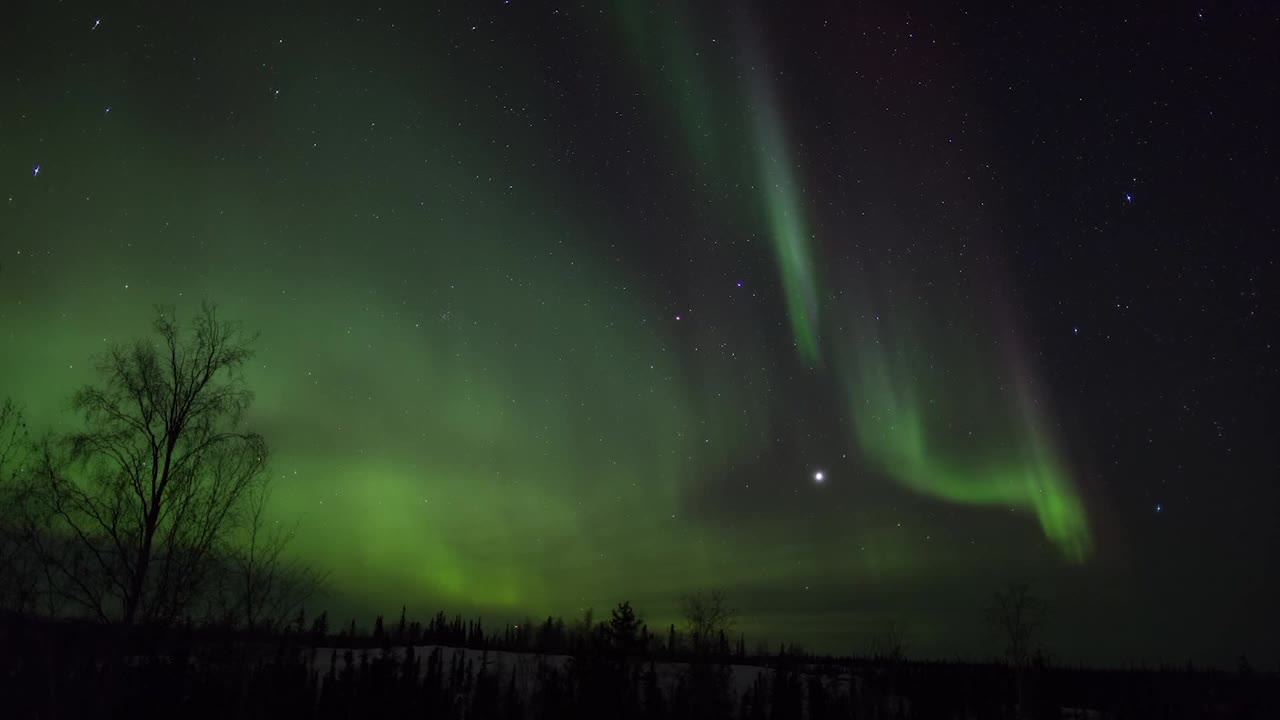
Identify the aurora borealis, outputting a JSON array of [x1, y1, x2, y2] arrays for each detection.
[[2, 1, 1276, 666]]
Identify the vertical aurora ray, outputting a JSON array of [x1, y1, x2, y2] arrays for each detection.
[[610, 0, 724, 172], [745, 63, 822, 365], [607, 4, 822, 364]]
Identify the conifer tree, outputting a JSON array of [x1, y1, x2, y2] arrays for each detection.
[[609, 601, 641, 654], [311, 610, 329, 640]]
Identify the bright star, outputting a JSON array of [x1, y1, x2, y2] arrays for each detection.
[[1155, 504, 1162, 513], [32, 165, 40, 177], [1124, 192, 1133, 203], [814, 470, 825, 483], [92, 19, 101, 31]]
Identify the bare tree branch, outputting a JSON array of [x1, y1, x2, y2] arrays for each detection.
[[986, 580, 1048, 667], [212, 483, 327, 632], [37, 303, 271, 625], [681, 588, 736, 655]]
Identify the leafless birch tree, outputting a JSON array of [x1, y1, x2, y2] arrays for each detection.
[[36, 303, 268, 624]]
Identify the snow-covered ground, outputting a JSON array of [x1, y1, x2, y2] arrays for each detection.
[[304, 645, 925, 718], [307, 644, 776, 701], [305, 645, 1101, 719]]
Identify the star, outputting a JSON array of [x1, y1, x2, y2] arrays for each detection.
[[1155, 504, 1163, 513], [814, 470, 825, 483], [32, 165, 40, 177], [1124, 192, 1133, 203], [91, 19, 101, 31]]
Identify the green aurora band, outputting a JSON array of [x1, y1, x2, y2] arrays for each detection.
[[608, 3, 1089, 560], [838, 313, 1091, 562], [746, 62, 822, 365], [609, 0, 822, 364], [0, 1, 1093, 656]]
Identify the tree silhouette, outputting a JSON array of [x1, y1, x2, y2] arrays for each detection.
[[34, 303, 268, 624], [985, 581, 1051, 713], [573, 607, 596, 653], [0, 398, 42, 614], [867, 618, 909, 662], [215, 482, 326, 631], [985, 580, 1047, 667], [608, 600, 641, 654], [681, 588, 735, 656], [0, 399, 25, 479], [311, 609, 330, 640]]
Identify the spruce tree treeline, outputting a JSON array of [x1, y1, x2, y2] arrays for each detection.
[[4, 606, 1274, 720]]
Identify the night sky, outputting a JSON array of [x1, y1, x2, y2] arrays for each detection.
[[1, 1, 1276, 666]]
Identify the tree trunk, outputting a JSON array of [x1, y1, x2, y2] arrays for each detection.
[[123, 507, 160, 624]]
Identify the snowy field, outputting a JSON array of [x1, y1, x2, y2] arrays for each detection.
[[308, 644, 783, 702]]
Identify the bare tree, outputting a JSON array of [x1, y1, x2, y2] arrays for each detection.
[[35, 303, 268, 625], [867, 618, 910, 662], [681, 588, 736, 655], [0, 399, 25, 477], [985, 580, 1047, 667], [0, 399, 43, 614], [571, 606, 599, 651], [215, 483, 326, 631]]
